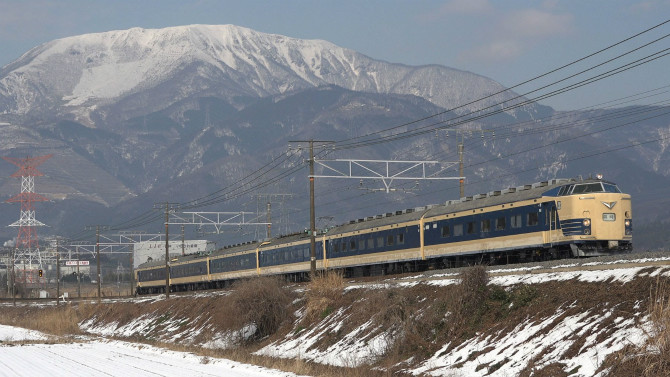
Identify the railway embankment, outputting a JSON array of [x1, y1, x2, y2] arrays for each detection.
[[1, 253, 670, 377]]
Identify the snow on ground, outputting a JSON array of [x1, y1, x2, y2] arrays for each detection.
[[411, 310, 648, 377], [0, 326, 306, 377], [0, 324, 48, 342], [257, 309, 389, 368]]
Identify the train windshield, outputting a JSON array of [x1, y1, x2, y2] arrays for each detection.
[[603, 183, 621, 193], [559, 182, 621, 195]]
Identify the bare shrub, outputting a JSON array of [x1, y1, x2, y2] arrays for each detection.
[[228, 276, 295, 343], [304, 270, 345, 322], [376, 289, 434, 359], [453, 264, 489, 332]]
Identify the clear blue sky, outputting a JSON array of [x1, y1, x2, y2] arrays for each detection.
[[1, 0, 669, 110]]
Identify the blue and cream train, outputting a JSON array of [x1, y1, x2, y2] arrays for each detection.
[[135, 177, 632, 294]]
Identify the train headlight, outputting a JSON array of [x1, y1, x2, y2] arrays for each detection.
[[583, 218, 591, 227], [624, 219, 631, 227], [584, 228, 591, 235]]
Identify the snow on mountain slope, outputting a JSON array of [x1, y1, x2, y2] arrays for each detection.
[[0, 25, 520, 126]]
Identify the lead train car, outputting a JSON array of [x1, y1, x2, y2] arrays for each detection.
[[136, 178, 632, 294]]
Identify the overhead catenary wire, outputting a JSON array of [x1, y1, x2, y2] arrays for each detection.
[[331, 46, 670, 151], [330, 20, 670, 148]]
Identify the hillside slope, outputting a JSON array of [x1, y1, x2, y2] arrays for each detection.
[[2, 255, 669, 376]]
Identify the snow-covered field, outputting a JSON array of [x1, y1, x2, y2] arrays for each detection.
[[0, 325, 304, 377]]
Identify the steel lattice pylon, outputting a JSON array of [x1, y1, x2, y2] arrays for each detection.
[[3, 154, 52, 269]]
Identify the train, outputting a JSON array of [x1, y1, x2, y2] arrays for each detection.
[[135, 176, 632, 294]]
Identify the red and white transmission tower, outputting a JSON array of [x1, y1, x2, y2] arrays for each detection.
[[3, 154, 52, 267]]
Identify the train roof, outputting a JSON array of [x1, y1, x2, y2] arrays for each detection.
[[136, 232, 312, 270]]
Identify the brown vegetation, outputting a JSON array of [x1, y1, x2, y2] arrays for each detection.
[[303, 270, 345, 322], [601, 276, 670, 377], [227, 276, 295, 343], [0, 304, 83, 336]]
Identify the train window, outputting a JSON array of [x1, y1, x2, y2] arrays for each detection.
[[377, 237, 384, 247], [481, 219, 491, 233], [359, 240, 365, 251], [454, 224, 463, 236], [572, 183, 604, 194], [558, 185, 570, 196], [304, 248, 310, 259], [342, 242, 347, 252], [511, 215, 522, 228], [387, 235, 395, 246], [334, 243, 340, 253], [441, 225, 450, 237], [397, 234, 404, 244], [367, 238, 374, 249], [350, 240, 357, 251], [607, 184, 620, 193], [496, 217, 506, 230], [467, 222, 475, 234], [528, 212, 539, 226]]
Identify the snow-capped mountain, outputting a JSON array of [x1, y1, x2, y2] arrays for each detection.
[[0, 24, 533, 128]]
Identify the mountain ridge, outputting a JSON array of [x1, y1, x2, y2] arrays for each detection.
[[0, 24, 524, 128]]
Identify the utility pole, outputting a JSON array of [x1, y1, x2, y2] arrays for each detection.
[[309, 141, 316, 276], [266, 202, 271, 239], [154, 202, 179, 298], [181, 225, 185, 256], [288, 140, 333, 277], [165, 202, 170, 298], [458, 138, 464, 198], [85, 225, 108, 302], [96, 226, 102, 301], [76, 247, 81, 298], [446, 129, 494, 198], [11, 247, 15, 307], [252, 193, 293, 239], [56, 238, 60, 306], [129, 244, 135, 296]]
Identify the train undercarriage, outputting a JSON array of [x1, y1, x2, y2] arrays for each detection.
[[136, 240, 632, 295]]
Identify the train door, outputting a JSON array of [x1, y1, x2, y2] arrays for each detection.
[[548, 204, 559, 244], [542, 202, 559, 245]]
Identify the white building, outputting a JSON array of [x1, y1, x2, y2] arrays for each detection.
[[133, 240, 215, 268]]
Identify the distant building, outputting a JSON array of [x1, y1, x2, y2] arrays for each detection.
[[133, 240, 215, 268]]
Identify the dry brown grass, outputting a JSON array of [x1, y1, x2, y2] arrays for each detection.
[[304, 270, 345, 322], [0, 304, 84, 336], [602, 276, 670, 377], [227, 276, 295, 343]]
